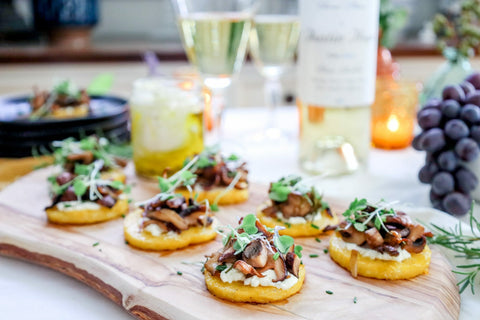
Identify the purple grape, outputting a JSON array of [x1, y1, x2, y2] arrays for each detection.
[[455, 167, 479, 193], [460, 104, 480, 124], [426, 152, 434, 163], [442, 84, 465, 102], [418, 162, 439, 184], [432, 172, 455, 196], [465, 72, 480, 89], [455, 137, 480, 161], [470, 125, 480, 143], [465, 91, 480, 106], [412, 133, 424, 151], [420, 128, 446, 152], [442, 192, 472, 216], [429, 189, 444, 210], [423, 98, 442, 110], [437, 150, 459, 171], [417, 108, 442, 130], [444, 119, 469, 140], [460, 81, 476, 96], [440, 99, 461, 119]]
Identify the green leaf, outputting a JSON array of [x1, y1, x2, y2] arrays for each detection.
[[158, 177, 172, 193], [273, 252, 280, 260], [179, 170, 197, 186], [269, 184, 291, 202], [294, 245, 303, 258], [79, 136, 97, 150], [53, 80, 79, 97], [353, 222, 367, 232], [233, 232, 251, 254], [210, 203, 219, 212], [86, 73, 114, 95], [374, 217, 382, 230], [196, 156, 216, 169], [227, 154, 239, 161], [74, 164, 91, 175], [73, 179, 88, 197], [274, 235, 294, 254], [109, 180, 124, 190], [240, 214, 258, 235], [216, 264, 228, 272]]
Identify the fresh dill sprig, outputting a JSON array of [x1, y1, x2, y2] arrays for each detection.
[[428, 204, 480, 294]]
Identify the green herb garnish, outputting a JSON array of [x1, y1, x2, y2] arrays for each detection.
[[215, 265, 228, 272], [315, 238, 322, 243], [353, 296, 358, 304], [177, 271, 183, 276], [92, 242, 99, 247], [326, 290, 333, 295], [343, 198, 396, 233], [309, 254, 319, 258]]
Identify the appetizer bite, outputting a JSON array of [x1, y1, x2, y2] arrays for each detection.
[[30, 80, 90, 119], [204, 214, 305, 303], [46, 160, 129, 224], [124, 192, 216, 251], [52, 136, 128, 183], [174, 147, 249, 205], [257, 176, 338, 237], [329, 199, 433, 280]]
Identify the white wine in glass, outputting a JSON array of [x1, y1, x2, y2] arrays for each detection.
[[171, 0, 257, 144], [248, 0, 299, 141]]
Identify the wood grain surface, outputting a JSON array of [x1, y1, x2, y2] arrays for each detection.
[[0, 166, 461, 320]]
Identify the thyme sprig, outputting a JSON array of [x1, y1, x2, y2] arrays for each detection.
[[429, 205, 480, 294]]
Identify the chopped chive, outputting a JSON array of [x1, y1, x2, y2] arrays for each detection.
[[273, 252, 280, 260], [353, 296, 358, 304], [216, 264, 228, 272], [177, 271, 183, 276], [323, 248, 329, 254], [285, 222, 292, 228], [315, 238, 322, 243], [309, 254, 319, 258], [125, 240, 129, 245], [92, 242, 99, 247], [311, 223, 320, 229], [121, 214, 126, 218], [326, 290, 333, 295]]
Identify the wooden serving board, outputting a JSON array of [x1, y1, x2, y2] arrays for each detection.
[[0, 166, 460, 320]]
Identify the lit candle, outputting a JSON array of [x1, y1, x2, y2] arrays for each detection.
[[371, 81, 418, 149]]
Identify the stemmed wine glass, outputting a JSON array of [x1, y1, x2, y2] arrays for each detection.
[[170, 0, 257, 145], [248, 0, 299, 141]]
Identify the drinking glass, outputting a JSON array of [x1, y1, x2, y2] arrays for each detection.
[[249, 0, 299, 140], [170, 0, 257, 144]]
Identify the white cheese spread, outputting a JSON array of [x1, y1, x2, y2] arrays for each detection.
[[56, 201, 101, 212], [220, 264, 298, 290], [276, 211, 323, 225], [143, 223, 177, 238], [331, 235, 412, 262]]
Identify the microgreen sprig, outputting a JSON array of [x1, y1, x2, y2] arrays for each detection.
[[342, 198, 397, 232]]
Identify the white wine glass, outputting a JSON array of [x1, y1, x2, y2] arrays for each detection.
[[170, 0, 257, 145], [248, 0, 299, 141]]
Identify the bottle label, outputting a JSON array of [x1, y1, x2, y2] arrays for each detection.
[[298, 0, 379, 107]]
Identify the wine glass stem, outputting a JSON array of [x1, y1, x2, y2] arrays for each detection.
[[264, 76, 282, 130]]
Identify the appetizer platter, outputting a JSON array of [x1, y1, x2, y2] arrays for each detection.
[[0, 79, 129, 158], [0, 164, 461, 320]]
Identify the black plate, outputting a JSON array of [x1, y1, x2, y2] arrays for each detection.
[[0, 95, 128, 128], [0, 94, 130, 158]]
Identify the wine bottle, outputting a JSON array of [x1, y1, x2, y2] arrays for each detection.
[[297, 0, 380, 175]]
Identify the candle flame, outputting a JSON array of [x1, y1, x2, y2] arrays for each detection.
[[387, 115, 400, 132]]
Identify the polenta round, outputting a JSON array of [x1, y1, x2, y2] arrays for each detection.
[[100, 168, 126, 183], [51, 104, 89, 119], [176, 186, 248, 205], [204, 265, 305, 303], [46, 198, 128, 224], [329, 234, 431, 280], [124, 209, 217, 251], [256, 205, 338, 237]]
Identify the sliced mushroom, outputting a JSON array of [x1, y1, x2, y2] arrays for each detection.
[[204, 252, 221, 275], [383, 230, 403, 246], [66, 151, 94, 164], [56, 172, 75, 185], [349, 250, 359, 278], [403, 236, 426, 254], [183, 211, 204, 227], [146, 208, 188, 230], [219, 246, 237, 263], [339, 225, 366, 245], [365, 227, 384, 248], [278, 192, 312, 218], [386, 214, 413, 229], [285, 252, 300, 278], [242, 239, 268, 268], [262, 205, 278, 217], [142, 219, 169, 233], [272, 255, 288, 282], [166, 197, 185, 209], [233, 260, 264, 278], [375, 244, 400, 256], [255, 220, 273, 239], [407, 224, 425, 242]]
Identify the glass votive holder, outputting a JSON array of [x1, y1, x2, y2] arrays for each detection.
[[371, 80, 420, 149], [130, 76, 204, 178]]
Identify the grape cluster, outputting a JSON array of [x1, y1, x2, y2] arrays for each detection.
[[413, 73, 480, 216]]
